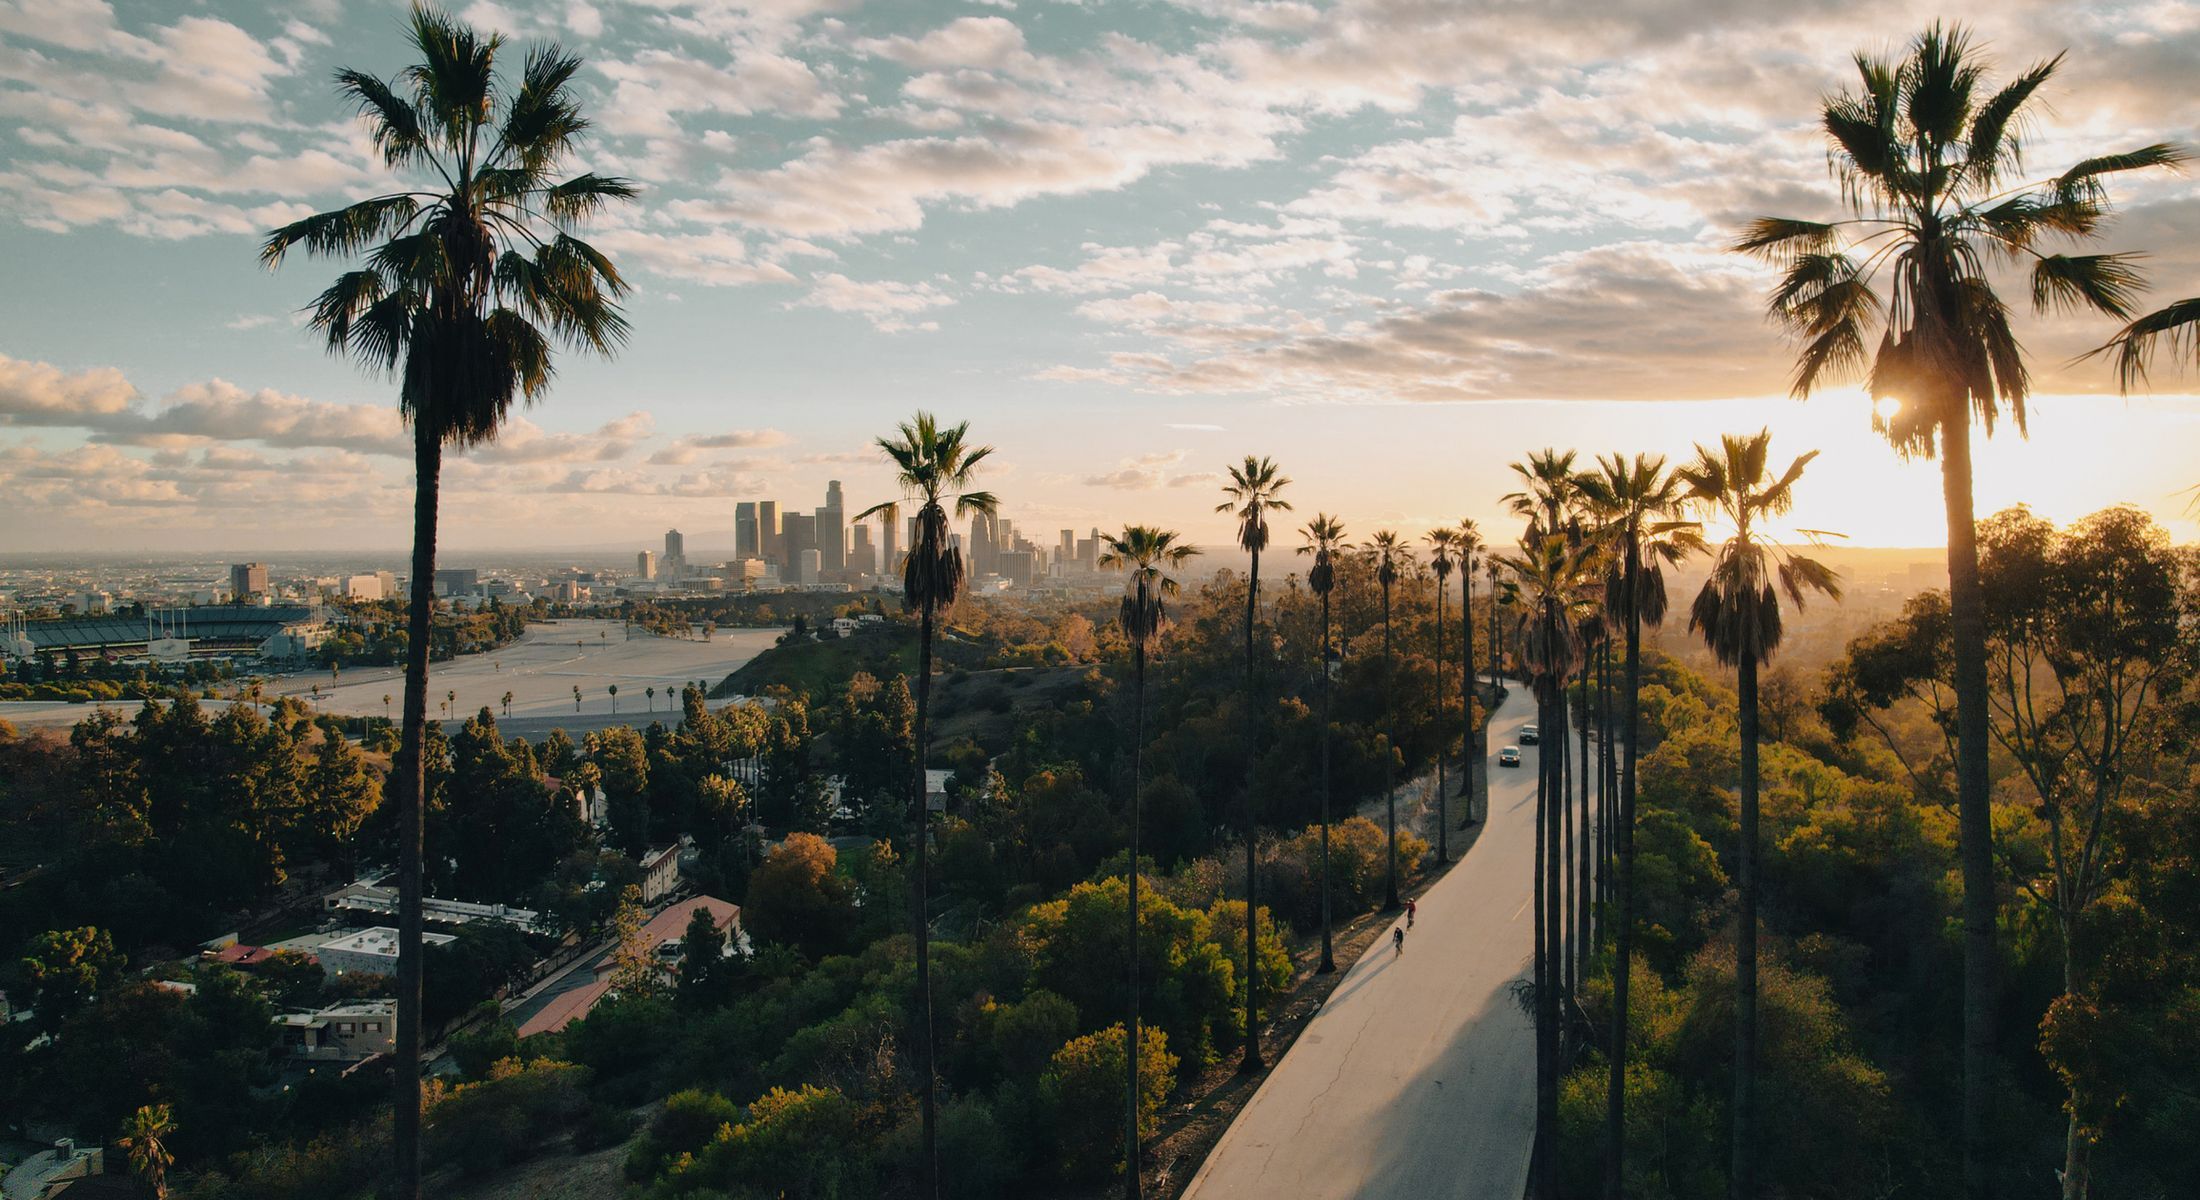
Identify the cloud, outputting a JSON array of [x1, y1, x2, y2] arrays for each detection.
[[789, 273, 955, 332], [0, 354, 140, 426], [1082, 449, 1199, 490]]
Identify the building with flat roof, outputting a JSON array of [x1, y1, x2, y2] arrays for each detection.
[[231, 562, 269, 600], [276, 1000, 396, 1061], [317, 926, 456, 981]]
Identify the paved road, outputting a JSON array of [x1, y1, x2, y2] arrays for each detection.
[[1181, 687, 1553, 1200]]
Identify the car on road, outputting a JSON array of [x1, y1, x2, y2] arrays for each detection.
[[1518, 725, 1539, 744], [1498, 746, 1522, 767]]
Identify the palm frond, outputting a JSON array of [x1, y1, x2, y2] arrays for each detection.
[[2030, 253, 2145, 319], [2091, 297, 2200, 390], [1733, 218, 1837, 263], [260, 195, 426, 266], [1962, 55, 2058, 189]]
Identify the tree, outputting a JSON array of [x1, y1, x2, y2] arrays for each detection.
[[1576, 451, 1698, 1199], [260, 14, 635, 1190], [675, 903, 730, 1009], [1733, 31, 2184, 1193], [609, 684, 618, 714], [852, 412, 995, 1198], [1365, 531, 1410, 911], [1427, 527, 1458, 863], [1215, 456, 1289, 1072], [1678, 430, 1841, 1199], [18, 925, 126, 1033], [1099, 523, 1198, 1198], [118, 1103, 177, 1200], [743, 833, 856, 960], [1040, 1024, 1179, 1184], [1297, 513, 1348, 975], [501, 690, 513, 718], [1456, 518, 1485, 826], [604, 884, 659, 999]]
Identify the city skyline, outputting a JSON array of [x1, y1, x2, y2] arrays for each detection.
[[1, 1, 2196, 554]]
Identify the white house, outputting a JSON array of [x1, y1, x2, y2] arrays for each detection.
[[317, 926, 455, 981]]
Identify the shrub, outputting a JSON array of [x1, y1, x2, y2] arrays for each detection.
[[424, 1058, 591, 1177], [626, 1088, 740, 1182], [650, 1084, 874, 1199], [1038, 1024, 1176, 1182]]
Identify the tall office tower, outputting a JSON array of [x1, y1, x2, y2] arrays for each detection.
[[636, 550, 657, 580], [1087, 527, 1102, 569], [759, 501, 781, 563], [1060, 530, 1075, 562], [229, 562, 269, 600], [995, 518, 1014, 553], [969, 512, 996, 576], [817, 479, 845, 572], [849, 522, 875, 576], [796, 548, 823, 586], [782, 512, 817, 565], [735, 502, 759, 560], [882, 514, 899, 579], [663, 529, 686, 579]]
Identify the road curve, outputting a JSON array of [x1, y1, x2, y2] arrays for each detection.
[[1180, 686, 1546, 1200]]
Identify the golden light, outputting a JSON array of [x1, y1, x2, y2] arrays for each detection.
[[1872, 394, 1901, 422]]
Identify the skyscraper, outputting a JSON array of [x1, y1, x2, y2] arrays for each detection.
[[883, 514, 900, 580], [229, 562, 268, 601], [636, 550, 657, 580], [849, 522, 875, 576], [759, 501, 781, 564], [664, 529, 686, 579], [782, 512, 816, 565], [817, 479, 845, 573], [735, 502, 759, 561], [969, 511, 996, 577]]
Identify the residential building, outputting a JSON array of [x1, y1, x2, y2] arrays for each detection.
[[276, 1000, 396, 1061], [324, 881, 550, 935], [317, 926, 456, 981], [735, 501, 759, 560], [230, 562, 269, 600], [640, 843, 682, 904]]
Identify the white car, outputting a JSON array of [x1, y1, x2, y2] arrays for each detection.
[[1518, 724, 1540, 745], [1498, 746, 1522, 768]]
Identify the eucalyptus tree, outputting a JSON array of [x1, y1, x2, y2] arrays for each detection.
[[1427, 526, 1459, 862], [1734, 30, 2185, 1187], [1456, 520, 1485, 825], [1217, 456, 1291, 1071], [259, 11, 634, 1193], [1100, 525, 1200, 1200], [1367, 531, 1411, 910], [1498, 529, 1600, 1200], [1678, 431, 1842, 1200], [855, 413, 996, 1198], [1297, 513, 1349, 975]]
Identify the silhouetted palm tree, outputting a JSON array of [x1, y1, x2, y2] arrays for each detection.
[[608, 684, 617, 713], [1576, 452, 1698, 1198], [1456, 519, 1485, 826], [120, 1103, 176, 1200], [1734, 32, 2183, 1187], [646, 685, 655, 712], [1426, 527, 1458, 862], [1297, 514, 1348, 975], [855, 412, 996, 1199], [1367, 531, 1409, 910], [1679, 431, 1841, 1200], [1100, 524, 1199, 1200], [259, 14, 633, 1193], [1217, 456, 1290, 1071]]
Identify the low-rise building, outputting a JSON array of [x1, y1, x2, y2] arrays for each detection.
[[639, 843, 682, 904], [275, 1000, 396, 1062], [316, 926, 456, 981], [516, 896, 738, 1038]]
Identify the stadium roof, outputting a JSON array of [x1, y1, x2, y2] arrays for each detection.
[[21, 604, 318, 652]]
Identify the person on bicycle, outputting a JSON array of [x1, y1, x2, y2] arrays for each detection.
[[1392, 926, 1405, 954]]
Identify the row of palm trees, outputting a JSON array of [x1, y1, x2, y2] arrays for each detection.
[[263, 12, 2199, 1199]]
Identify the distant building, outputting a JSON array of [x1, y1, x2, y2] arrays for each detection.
[[66, 591, 111, 614], [882, 513, 899, 579], [324, 881, 549, 935], [275, 1000, 396, 1062], [517, 895, 739, 1037], [796, 548, 823, 585], [317, 926, 456, 981], [735, 501, 759, 561], [640, 842, 682, 904], [342, 573, 391, 601], [817, 479, 845, 572], [664, 529, 686, 579], [759, 500, 781, 563], [848, 522, 876, 577], [782, 512, 817, 564], [231, 562, 270, 600], [830, 616, 860, 637], [636, 549, 657, 581], [434, 568, 480, 596]]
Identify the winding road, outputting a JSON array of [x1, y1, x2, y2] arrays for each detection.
[[1181, 686, 1554, 1200]]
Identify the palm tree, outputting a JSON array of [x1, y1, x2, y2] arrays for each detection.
[[1455, 519, 1485, 826], [1296, 514, 1347, 975], [1498, 530, 1599, 1200], [1366, 531, 1409, 910], [1734, 31, 2183, 1189], [1426, 527, 1458, 862], [855, 412, 996, 1199], [1576, 453, 1698, 1199], [1100, 525, 1199, 1200], [608, 683, 618, 713], [1677, 431, 1842, 1200], [1506, 450, 1586, 1000], [572, 684, 581, 712], [1216, 455, 1290, 1071], [501, 691, 511, 719], [383, 693, 392, 722], [119, 1103, 176, 1200], [1486, 558, 1504, 689], [260, 13, 633, 1194]]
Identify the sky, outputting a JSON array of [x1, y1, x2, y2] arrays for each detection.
[[1, 0, 2197, 555]]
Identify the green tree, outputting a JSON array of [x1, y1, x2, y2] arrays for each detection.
[[1099, 523, 1198, 1196], [674, 904, 731, 1010], [1364, 531, 1411, 911], [1297, 513, 1348, 975], [604, 885, 659, 1000], [742, 833, 856, 960], [1426, 526, 1458, 863], [259, 11, 635, 1192], [1734, 31, 2185, 1193], [1678, 430, 1840, 1198], [118, 1103, 177, 1200], [1455, 518, 1486, 826], [853, 412, 996, 1196], [18, 925, 125, 1033], [1039, 1024, 1178, 1184]]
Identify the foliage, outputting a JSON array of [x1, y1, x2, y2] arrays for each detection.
[[424, 1058, 593, 1177], [646, 1084, 875, 1200], [1037, 1023, 1178, 1182], [743, 834, 858, 959]]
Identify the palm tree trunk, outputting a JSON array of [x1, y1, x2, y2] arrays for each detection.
[[1127, 642, 1146, 1200], [1382, 580, 1400, 911], [1603, 555, 1643, 1200], [914, 606, 939, 1200], [1435, 582, 1448, 862], [1318, 591, 1336, 975], [1461, 569, 1479, 825], [1940, 417, 1999, 1200], [1561, 683, 1575, 1001], [1242, 553, 1264, 1071], [1731, 651, 1760, 1200], [1534, 673, 1560, 1200], [1578, 667, 1593, 986], [393, 428, 439, 1200]]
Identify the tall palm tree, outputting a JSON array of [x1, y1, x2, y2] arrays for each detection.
[[1216, 456, 1290, 1071], [607, 684, 617, 713], [119, 1103, 176, 1200], [1498, 530, 1599, 1200], [1297, 514, 1347, 975], [1456, 519, 1485, 826], [855, 412, 995, 1199], [1734, 31, 2183, 1189], [1426, 527, 1459, 862], [500, 690, 513, 719], [1678, 431, 1841, 1200], [1367, 531, 1410, 910], [1577, 452, 1698, 1200], [1100, 525, 1199, 1199], [259, 13, 632, 1195], [1486, 557, 1504, 690], [646, 685, 655, 712]]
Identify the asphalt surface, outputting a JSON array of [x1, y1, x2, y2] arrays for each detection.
[[1180, 686, 1551, 1200]]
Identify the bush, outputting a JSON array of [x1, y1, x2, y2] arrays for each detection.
[[1038, 1023, 1177, 1182], [425, 1058, 592, 1177], [650, 1084, 875, 1199], [743, 833, 857, 959], [572, 1101, 641, 1152], [1202, 898, 1293, 1020], [626, 1087, 740, 1181], [1021, 875, 1236, 1074], [1264, 816, 1426, 924]]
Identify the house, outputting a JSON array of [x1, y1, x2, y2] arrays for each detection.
[[275, 1000, 396, 1062], [1, 1141, 109, 1199], [639, 842, 682, 904], [516, 896, 739, 1038], [829, 616, 860, 637], [926, 768, 953, 813], [548, 775, 610, 830], [316, 926, 456, 981], [203, 943, 276, 968]]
